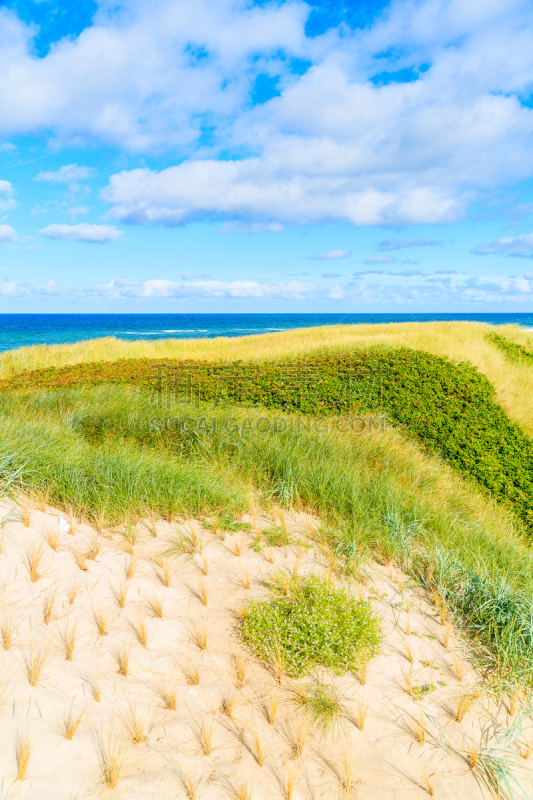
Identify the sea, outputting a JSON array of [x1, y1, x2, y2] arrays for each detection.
[[0, 312, 532, 353]]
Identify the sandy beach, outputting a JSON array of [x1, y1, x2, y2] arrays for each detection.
[[0, 498, 522, 799]]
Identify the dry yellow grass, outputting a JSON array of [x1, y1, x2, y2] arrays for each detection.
[[2, 322, 533, 431]]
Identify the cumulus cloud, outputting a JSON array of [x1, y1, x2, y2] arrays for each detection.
[[312, 250, 351, 260], [2, 0, 533, 235], [472, 233, 533, 257], [0, 224, 16, 242], [102, 162, 459, 228], [1, 1, 533, 228], [39, 223, 124, 243], [0, 279, 59, 297]]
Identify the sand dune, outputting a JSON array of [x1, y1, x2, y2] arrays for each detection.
[[0, 500, 525, 798]]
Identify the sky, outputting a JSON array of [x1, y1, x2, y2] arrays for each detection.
[[1, 0, 533, 313]]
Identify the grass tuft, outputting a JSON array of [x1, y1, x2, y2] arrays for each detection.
[[232, 652, 249, 685], [93, 728, 130, 790], [112, 642, 132, 676], [58, 620, 78, 661], [23, 544, 46, 582], [120, 697, 157, 743], [20, 643, 50, 686], [93, 604, 114, 636], [42, 525, 60, 552], [0, 609, 15, 650], [145, 592, 164, 619], [154, 679, 178, 711], [288, 679, 348, 735], [130, 612, 149, 647], [58, 706, 84, 740], [192, 716, 216, 756], [192, 621, 209, 651], [14, 726, 31, 781], [220, 688, 238, 718], [112, 580, 129, 609], [181, 659, 202, 686], [42, 585, 58, 625]]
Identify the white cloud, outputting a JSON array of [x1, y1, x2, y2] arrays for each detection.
[[102, 161, 459, 227], [378, 239, 441, 251], [353, 268, 426, 277], [36, 164, 95, 184], [0, 224, 16, 242], [85, 278, 317, 300], [0, 180, 15, 213], [4, 270, 533, 306], [472, 233, 533, 256], [2, 0, 533, 229], [39, 223, 124, 243], [363, 256, 397, 264], [218, 221, 284, 233], [312, 250, 351, 260]]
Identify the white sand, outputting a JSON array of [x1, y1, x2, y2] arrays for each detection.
[[0, 500, 527, 799]]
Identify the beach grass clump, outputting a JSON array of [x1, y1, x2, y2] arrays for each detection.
[[241, 573, 382, 677], [0, 409, 246, 524]]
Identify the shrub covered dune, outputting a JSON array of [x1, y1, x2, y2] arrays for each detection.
[[2, 322, 533, 692]]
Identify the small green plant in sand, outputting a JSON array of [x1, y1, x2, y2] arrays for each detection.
[[261, 526, 293, 548], [288, 679, 349, 734], [241, 573, 382, 676]]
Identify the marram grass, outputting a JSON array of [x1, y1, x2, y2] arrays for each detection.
[[4, 383, 533, 683]]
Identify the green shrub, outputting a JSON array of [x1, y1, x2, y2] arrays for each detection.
[[3, 347, 533, 527], [487, 332, 533, 364], [241, 573, 382, 676]]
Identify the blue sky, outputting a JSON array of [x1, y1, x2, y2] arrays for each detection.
[[1, 0, 533, 312]]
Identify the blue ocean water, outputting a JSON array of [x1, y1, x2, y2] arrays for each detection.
[[0, 313, 532, 353]]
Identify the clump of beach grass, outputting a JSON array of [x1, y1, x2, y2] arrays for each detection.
[[23, 544, 46, 582], [57, 620, 78, 661], [93, 728, 130, 790], [58, 706, 84, 740], [14, 726, 32, 781], [20, 643, 50, 686], [288, 679, 348, 735]]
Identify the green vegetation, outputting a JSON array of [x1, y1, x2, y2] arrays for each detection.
[[0, 406, 244, 524], [261, 526, 293, 547], [3, 356, 533, 684], [288, 680, 349, 734], [488, 331, 533, 363], [241, 573, 382, 676], [418, 547, 533, 688], [411, 684, 436, 701], [2, 346, 533, 527]]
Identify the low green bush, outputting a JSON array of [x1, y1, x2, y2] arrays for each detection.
[[487, 332, 533, 364], [241, 573, 382, 676], [2, 346, 533, 527]]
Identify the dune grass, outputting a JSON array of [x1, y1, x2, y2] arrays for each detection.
[[0, 404, 245, 524], [1, 321, 533, 433], [3, 383, 533, 683]]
